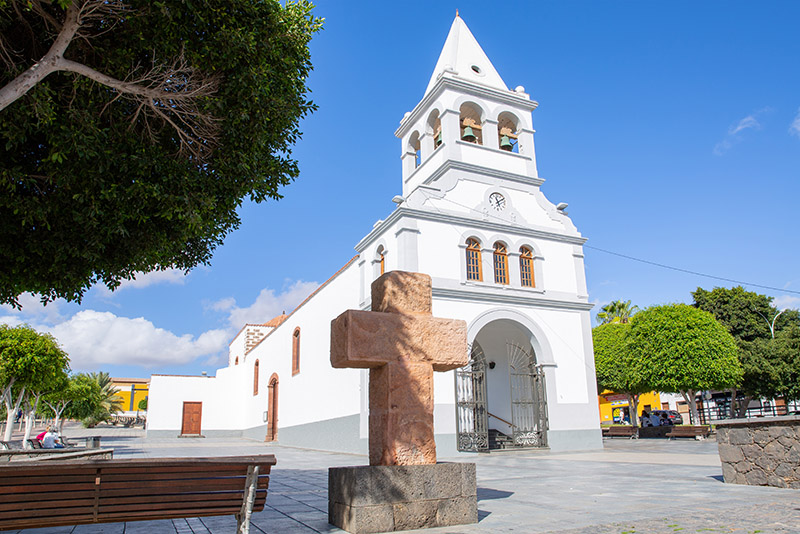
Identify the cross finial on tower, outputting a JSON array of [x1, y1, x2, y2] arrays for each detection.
[[456, 9, 459, 17]]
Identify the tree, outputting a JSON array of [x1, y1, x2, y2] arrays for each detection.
[[692, 286, 800, 416], [593, 322, 649, 427], [0, 0, 322, 307], [627, 304, 742, 424], [41, 373, 98, 433], [597, 300, 639, 325], [62, 372, 104, 423], [0, 324, 70, 443]]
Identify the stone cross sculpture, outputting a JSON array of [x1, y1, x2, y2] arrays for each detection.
[[331, 271, 468, 466]]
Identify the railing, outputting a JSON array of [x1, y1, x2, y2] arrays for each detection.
[[487, 412, 515, 428]]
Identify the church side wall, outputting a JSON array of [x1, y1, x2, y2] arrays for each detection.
[[242, 259, 366, 449], [147, 368, 253, 437]]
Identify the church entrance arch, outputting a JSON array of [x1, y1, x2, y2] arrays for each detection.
[[455, 318, 548, 451]]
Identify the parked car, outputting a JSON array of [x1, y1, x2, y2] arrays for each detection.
[[641, 410, 683, 426]]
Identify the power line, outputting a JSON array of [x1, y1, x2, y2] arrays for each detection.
[[584, 245, 800, 296], [415, 191, 800, 297]]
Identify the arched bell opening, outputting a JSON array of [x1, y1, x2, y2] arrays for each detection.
[[455, 318, 548, 451], [459, 103, 484, 145], [427, 110, 443, 150], [408, 131, 421, 168], [497, 112, 520, 153]]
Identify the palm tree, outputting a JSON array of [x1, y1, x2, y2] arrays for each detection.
[[83, 372, 123, 427], [597, 300, 639, 325]]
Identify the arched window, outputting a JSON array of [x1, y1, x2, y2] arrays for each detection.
[[497, 112, 519, 153], [428, 110, 442, 149], [377, 245, 386, 276], [234, 357, 239, 366], [520, 246, 535, 287], [493, 242, 509, 285], [466, 238, 483, 281], [459, 103, 483, 145], [292, 328, 301, 376], [253, 359, 259, 395], [409, 131, 421, 168]]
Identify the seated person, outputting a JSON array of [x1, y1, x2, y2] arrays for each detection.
[[649, 412, 662, 427], [41, 429, 64, 449], [35, 428, 48, 441]]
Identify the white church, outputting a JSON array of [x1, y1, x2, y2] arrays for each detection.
[[147, 16, 602, 455]]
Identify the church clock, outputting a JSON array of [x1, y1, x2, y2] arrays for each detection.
[[488, 192, 506, 211]]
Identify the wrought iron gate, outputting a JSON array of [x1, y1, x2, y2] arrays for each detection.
[[455, 343, 488, 452], [508, 342, 548, 447]]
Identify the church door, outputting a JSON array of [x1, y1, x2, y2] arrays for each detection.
[[181, 401, 202, 436], [266, 375, 279, 441], [455, 343, 489, 452], [508, 342, 548, 447]]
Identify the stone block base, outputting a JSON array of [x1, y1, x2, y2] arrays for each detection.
[[328, 463, 477, 534]]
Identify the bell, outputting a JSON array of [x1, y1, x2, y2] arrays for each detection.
[[435, 131, 442, 147], [500, 135, 513, 151], [462, 126, 476, 143]]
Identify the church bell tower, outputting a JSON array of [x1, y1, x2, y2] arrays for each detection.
[[395, 14, 540, 198]]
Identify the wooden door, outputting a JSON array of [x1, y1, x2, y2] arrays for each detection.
[[181, 401, 202, 435], [266, 376, 278, 441]]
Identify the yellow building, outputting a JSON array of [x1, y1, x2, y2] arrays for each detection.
[[111, 377, 150, 412], [598, 390, 662, 424]]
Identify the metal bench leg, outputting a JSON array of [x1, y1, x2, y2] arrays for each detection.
[[236, 465, 260, 534]]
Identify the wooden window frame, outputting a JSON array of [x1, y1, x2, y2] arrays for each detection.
[[493, 242, 509, 285], [292, 328, 301, 376], [253, 359, 259, 396], [466, 238, 483, 281], [519, 246, 535, 288]]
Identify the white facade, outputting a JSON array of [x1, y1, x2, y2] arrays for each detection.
[[147, 16, 602, 453]]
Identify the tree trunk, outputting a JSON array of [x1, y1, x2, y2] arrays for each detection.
[[2, 386, 25, 442], [681, 390, 700, 425], [626, 393, 640, 427], [21, 395, 40, 448], [736, 395, 753, 419], [728, 388, 737, 419]]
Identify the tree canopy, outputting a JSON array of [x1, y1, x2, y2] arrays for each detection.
[[0, 323, 70, 440], [692, 286, 800, 414], [593, 322, 649, 426], [0, 0, 322, 306], [627, 304, 742, 423]]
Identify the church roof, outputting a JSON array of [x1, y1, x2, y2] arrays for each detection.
[[425, 15, 508, 95], [263, 314, 288, 328]]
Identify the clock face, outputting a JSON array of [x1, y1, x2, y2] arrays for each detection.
[[488, 192, 506, 211]]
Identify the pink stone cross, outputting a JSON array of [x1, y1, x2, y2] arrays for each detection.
[[331, 271, 468, 466]]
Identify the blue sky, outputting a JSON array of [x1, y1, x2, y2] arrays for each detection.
[[2, 1, 799, 377]]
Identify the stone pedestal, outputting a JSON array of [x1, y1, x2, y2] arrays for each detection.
[[716, 415, 800, 489], [328, 463, 478, 534]]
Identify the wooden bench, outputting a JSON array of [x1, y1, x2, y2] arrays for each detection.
[[0, 454, 276, 533], [602, 426, 638, 439], [1, 448, 113, 463], [666, 425, 711, 439]]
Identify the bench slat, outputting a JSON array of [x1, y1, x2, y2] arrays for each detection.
[[0, 455, 276, 531]]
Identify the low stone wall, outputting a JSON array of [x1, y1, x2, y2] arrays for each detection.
[[716, 416, 800, 489]]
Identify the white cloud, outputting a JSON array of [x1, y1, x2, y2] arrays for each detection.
[[790, 108, 800, 138], [0, 292, 66, 324], [215, 280, 320, 329], [773, 295, 800, 311], [97, 268, 188, 297], [48, 310, 229, 370], [713, 109, 769, 155]]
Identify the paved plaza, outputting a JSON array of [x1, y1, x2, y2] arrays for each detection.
[[4, 425, 799, 534]]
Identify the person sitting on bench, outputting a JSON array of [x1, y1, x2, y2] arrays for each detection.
[[41, 428, 63, 449]]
